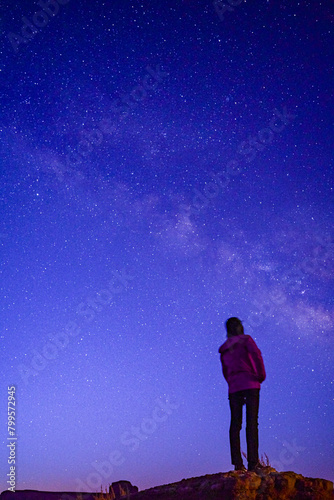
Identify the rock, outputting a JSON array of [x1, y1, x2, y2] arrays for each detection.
[[133, 470, 333, 499], [1, 472, 332, 500], [109, 480, 139, 498]]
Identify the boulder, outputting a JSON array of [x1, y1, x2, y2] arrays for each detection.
[[109, 480, 139, 498]]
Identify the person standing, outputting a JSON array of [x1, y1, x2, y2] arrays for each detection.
[[219, 317, 266, 472]]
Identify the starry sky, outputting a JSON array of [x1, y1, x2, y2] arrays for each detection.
[[0, 0, 333, 494]]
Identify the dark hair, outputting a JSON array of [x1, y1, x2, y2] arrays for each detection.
[[225, 317, 244, 338]]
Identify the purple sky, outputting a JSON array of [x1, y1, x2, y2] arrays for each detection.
[[0, 0, 333, 494]]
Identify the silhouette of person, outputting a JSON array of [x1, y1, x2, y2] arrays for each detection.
[[219, 317, 266, 471]]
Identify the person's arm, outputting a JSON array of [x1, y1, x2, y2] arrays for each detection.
[[247, 338, 266, 383], [220, 353, 229, 382]]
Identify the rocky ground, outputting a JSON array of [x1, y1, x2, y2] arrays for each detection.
[[133, 468, 333, 499], [1, 468, 333, 499]]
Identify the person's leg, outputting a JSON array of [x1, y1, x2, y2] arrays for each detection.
[[245, 389, 260, 470], [228, 390, 245, 468]]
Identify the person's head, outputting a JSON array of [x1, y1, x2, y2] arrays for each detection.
[[225, 317, 244, 338]]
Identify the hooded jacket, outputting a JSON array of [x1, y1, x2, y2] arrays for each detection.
[[218, 334, 266, 394]]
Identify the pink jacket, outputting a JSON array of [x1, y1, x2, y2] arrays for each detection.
[[219, 334, 266, 394]]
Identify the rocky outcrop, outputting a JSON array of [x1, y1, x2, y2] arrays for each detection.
[[1, 470, 332, 499], [109, 480, 138, 498], [133, 468, 333, 500]]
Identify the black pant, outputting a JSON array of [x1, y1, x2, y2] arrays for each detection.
[[228, 388, 260, 468]]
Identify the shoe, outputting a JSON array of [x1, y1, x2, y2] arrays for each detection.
[[234, 464, 247, 471], [248, 462, 265, 472]]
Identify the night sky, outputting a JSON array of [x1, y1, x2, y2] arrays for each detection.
[[1, 0, 333, 494]]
